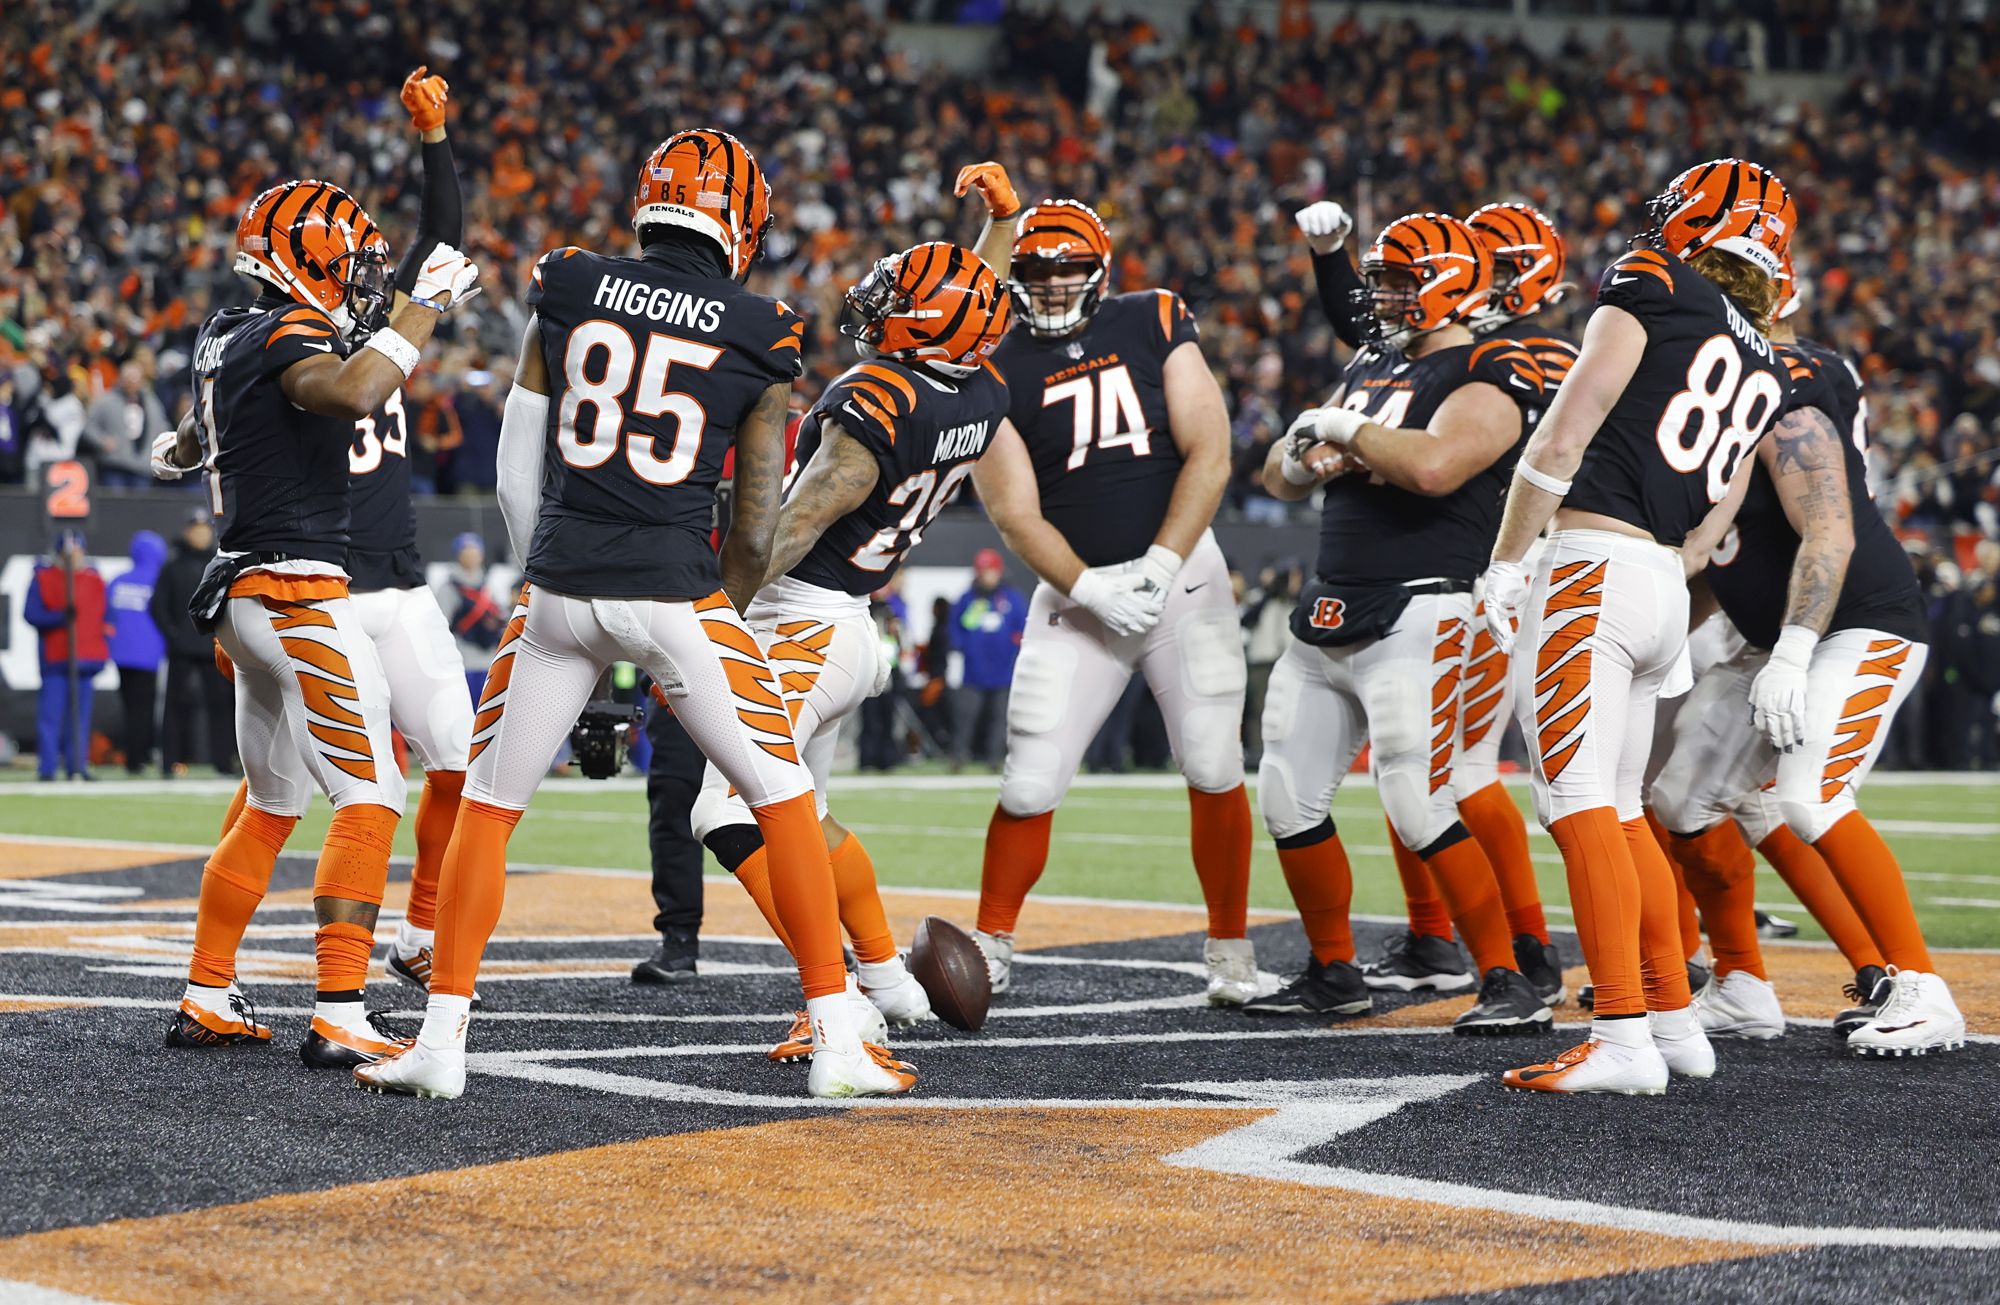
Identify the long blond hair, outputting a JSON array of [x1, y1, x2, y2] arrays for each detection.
[[1689, 248, 1780, 335]]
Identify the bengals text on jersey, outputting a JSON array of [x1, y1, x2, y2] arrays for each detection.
[[523, 243, 806, 599], [1563, 248, 1793, 547], [988, 289, 1199, 566]]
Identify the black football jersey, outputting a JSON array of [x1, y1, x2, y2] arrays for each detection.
[[191, 299, 353, 566], [345, 389, 420, 591], [1484, 313, 1578, 422], [1565, 249, 1792, 547], [989, 289, 1199, 567], [788, 358, 1009, 595], [1314, 336, 1543, 585], [523, 245, 806, 599], [1706, 338, 1926, 649]]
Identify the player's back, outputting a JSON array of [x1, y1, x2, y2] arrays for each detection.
[[1565, 249, 1792, 546], [1485, 313, 1578, 395], [524, 244, 805, 599], [192, 300, 353, 566], [989, 289, 1197, 567], [786, 358, 1009, 597]]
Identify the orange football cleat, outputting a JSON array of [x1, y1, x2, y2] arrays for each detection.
[[1501, 1035, 1669, 1095]]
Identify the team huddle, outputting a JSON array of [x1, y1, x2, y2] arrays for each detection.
[[149, 70, 1963, 1104]]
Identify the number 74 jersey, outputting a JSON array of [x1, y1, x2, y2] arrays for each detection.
[[786, 358, 1010, 594]]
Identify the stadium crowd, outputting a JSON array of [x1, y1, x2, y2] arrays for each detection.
[[2, 0, 1996, 765]]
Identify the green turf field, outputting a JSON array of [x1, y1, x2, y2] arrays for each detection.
[[4, 770, 1995, 949]]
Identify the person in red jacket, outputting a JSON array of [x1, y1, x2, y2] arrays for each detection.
[[23, 529, 109, 780]]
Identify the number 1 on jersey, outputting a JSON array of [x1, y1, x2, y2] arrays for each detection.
[[1046, 364, 1150, 469]]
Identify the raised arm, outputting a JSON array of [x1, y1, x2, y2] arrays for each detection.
[[281, 247, 478, 421], [388, 67, 463, 316], [763, 421, 881, 585], [956, 162, 1022, 280], [719, 382, 795, 611]]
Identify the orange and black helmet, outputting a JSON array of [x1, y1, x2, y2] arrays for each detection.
[[234, 180, 390, 335], [1357, 212, 1491, 348], [1007, 199, 1113, 336], [1643, 157, 1793, 278], [1465, 202, 1567, 321], [632, 128, 772, 282], [1776, 243, 1802, 321], [840, 242, 1010, 375]]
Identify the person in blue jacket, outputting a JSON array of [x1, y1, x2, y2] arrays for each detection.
[[107, 530, 167, 774], [23, 530, 108, 781], [948, 548, 1027, 771]]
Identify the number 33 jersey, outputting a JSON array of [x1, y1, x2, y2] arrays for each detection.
[[525, 245, 806, 599], [788, 359, 1009, 595], [988, 289, 1199, 567], [1564, 248, 1793, 546]]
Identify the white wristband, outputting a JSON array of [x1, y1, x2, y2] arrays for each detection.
[[1280, 448, 1319, 485], [1515, 458, 1572, 497], [1315, 406, 1368, 447], [1770, 623, 1818, 669], [363, 327, 422, 378]]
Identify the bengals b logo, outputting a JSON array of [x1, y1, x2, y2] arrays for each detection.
[[1309, 597, 1346, 630]]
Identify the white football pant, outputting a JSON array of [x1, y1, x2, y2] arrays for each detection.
[[349, 585, 472, 772]]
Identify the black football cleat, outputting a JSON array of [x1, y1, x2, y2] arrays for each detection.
[[1453, 967, 1555, 1036], [163, 991, 272, 1048], [1360, 930, 1473, 992], [1755, 909, 1799, 940], [1834, 965, 1890, 1038], [1512, 933, 1567, 1007], [1577, 983, 1594, 1010], [632, 929, 699, 985], [1242, 957, 1372, 1017], [300, 1011, 414, 1069]]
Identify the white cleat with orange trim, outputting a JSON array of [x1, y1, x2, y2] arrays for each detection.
[[1847, 969, 1966, 1058], [806, 1042, 918, 1099], [353, 1040, 466, 1100], [1502, 1033, 1671, 1096], [858, 956, 934, 1027], [769, 983, 891, 1062], [1651, 1006, 1717, 1078]]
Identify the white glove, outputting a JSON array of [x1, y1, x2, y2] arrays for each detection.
[[1295, 200, 1354, 254], [1749, 624, 1816, 752], [149, 429, 191, 480], [1069, 564, 1166, 638], [866, 612, 895, 698], [1483, 559, 1531, 654], [411, 243, 481, 309], [1315, 406, 1368, 446], [1281, 409, 1327, 485], [1138, 544, 1182, 595]]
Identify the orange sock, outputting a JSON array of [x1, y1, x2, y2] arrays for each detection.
[[1626, 817, 1694, 1011], [1459, 782, 1546, 942], [977, 807, 1053, 936], [189, 806, 298, 986], [1388, 818, 1453, 939], [406, 769, 465, 932], [1275, 828, 1355, 964], [1646, 807, 1702, 960], [753, 791, 845, 1001], [1421, 833, 1515, 975], [431, 800, 523, 998], [831, 833, 895, 964], [1188, 784, 1251, 939], [220, 779, 249, 841], [314, 920, 375, 995], [1548, 807, 1644, 1018], [1812, 811, 1932, 972], [1756, 826, 1884, 972], [731, 845, 795, 952], [1668, 822, 1763, 980]]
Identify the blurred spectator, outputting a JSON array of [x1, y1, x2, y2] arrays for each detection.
[[948, 549, 1025, 771], [0, 371, 23, 485], [23, 530, 107, 781], [437, 532, 506, 701], [858, 583, 908, 771], [1937, 540, 2000, 768], [917, 594, 956, 755], [24, 366, 86, 489], [106, 530, 167, 775], [149, 509, 236, 776], [634, 699, 704, 985], [83, 361, 166, 490]]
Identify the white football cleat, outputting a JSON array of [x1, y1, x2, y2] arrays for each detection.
[[353, 1040, 466, 1100], [806, 1042, 917, 1099], [1203, 937, 1258, 1007], [1847, 969, 1966, 1058], [1694, 969, 1785, 1040], [857, 956, 934, 1026], [846, 976, 891, 1046], [1502, 1034, 1670, 1096], [974, 930, 1014, 994], [1651, 1007, 1717, 1079]]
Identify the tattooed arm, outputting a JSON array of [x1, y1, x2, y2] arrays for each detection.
[[720, 382, 801, 612], [760, 419, 881, 591], [1759, 404, 1854, 635]]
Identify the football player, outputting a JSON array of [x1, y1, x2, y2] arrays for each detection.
[[186, 69, 479, 1001], [692, 236, 1013, 1057], [151, 176, 479, 1065], [1483, 158, 1796, 1094], [1654, 251, 1964, 1055], [966, 198, 1258, 1005], [1255, 212, 1551, 1035], [357, 129, 912, 1102]]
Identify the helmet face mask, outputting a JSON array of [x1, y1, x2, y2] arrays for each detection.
[[1355, 213, 1490, 352], [1358, 266, 1425, 350], [341, 246, 393, 339], [233, 180, 388, 340], [1006, 199, 1114, 338], [838, 255, 905, 357], [840, 243, 1010, 377]]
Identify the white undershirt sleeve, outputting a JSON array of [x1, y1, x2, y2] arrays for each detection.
[[497, 386, 551, 567]]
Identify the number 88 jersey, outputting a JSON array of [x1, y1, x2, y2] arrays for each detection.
[[1564, 248, 1792, 546], [787, 358, 1010, 594]]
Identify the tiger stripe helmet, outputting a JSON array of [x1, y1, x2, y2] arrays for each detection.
[[1466, 202, 1567, 322], [1007, 199, 1113, 337], [234, 180, 390, 337], [1357, 212, 1491, 349], [840, 242, 1011, 376], [1644, 158, 1794, 278], [633, 129, 773, 282]]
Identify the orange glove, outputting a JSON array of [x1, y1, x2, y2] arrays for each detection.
[[954, 161, 1020, 220], [401, 66, 450, 133], [212, 640, 234, 682]]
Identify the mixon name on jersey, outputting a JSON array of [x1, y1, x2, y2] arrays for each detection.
[[591, 273, 726, 333], [932, 418, 991, 460]]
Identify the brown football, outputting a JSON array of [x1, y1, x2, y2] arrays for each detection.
[[909, 916, 991, 1032]]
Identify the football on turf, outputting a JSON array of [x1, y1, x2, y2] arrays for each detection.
[[910, 916, 991, 1031]]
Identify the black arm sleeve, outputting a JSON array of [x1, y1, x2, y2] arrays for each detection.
[[1311, 249, 1368, 350], [393, 137, 464, 295]]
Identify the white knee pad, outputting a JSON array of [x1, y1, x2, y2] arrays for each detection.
[[1780, 791, 1849, 847], [1007, 637, 1075, 738], [1647, 758, 1713, 837], [1179, 608, 1249, 699], [998, 737, 1065, 818], [1256, 748, 1321, 841], [691, 774, 752, 842], [1731, 787, 1784, 848], [1178, 702, 1246, 794], [1363, 672, 1453, 850]]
